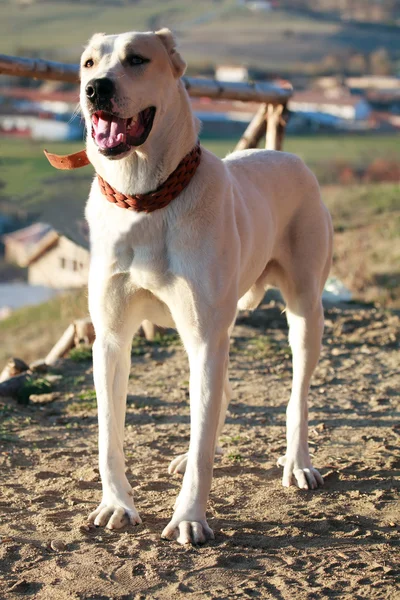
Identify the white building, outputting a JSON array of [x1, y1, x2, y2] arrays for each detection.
[[290, 90, 371, 121]]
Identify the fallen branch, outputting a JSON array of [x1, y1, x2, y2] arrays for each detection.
[[44, 324, 75, 365]]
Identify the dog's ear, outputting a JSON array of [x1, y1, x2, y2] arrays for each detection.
[[155, 28, 186, 78], [85, 32, 105, 47]]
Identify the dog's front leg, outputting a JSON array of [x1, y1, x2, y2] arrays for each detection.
[[162, 320, 231, 545], [87, 331, 142, 529], [85, 273, 145, 530]]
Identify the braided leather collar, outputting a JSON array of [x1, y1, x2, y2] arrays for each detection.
[[44, 143, 201, 213], [97, 143, 201, 213]]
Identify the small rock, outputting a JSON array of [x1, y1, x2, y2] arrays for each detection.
[[50, 539, 66, 552], [343, 527, 362, 537], [45, 374, 63, 384], [331, 348, 344, 356], [30, 392, 60, 405]]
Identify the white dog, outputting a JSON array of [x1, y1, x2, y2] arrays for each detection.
[[76, 29, 333, 545]]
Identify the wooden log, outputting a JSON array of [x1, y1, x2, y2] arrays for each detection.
[[276, 104, 290, 151], [0, 54, 79, 83], [0, 358, 29, 383], [139, 320, 164, 342], [0, 53, 293, 105], [183, 77, 292, 104], [265, 104, 284, 151], [235, 103, 268, 151], [44, 324, 75, 365]]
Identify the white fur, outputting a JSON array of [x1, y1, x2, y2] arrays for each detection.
[[80, 29, 333, 544]]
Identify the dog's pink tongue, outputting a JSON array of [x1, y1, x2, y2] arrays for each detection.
[[93, 113, 126, 149]]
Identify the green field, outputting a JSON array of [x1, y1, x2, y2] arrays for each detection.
[[0, 0, 229, 57], [2, 133, 400, 210], [0, 133, 399, 363]]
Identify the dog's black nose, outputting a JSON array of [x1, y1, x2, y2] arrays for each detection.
[[85, 78, 115, 102]]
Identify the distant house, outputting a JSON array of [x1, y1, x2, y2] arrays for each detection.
[[240, 0, 274, 11], [0, 84, 83, 141], [0, 110, 82, 141], [191, 97, 258, 135], [346, 76, 400, 93], [365, 90, 400, 115], [3, 222, 90, 289], [290, 90, 371, 121], [28, 232, 89, 289], [215, 65, 250, 83], [3, 223, 58, 267], [0, 85, 79, 115]]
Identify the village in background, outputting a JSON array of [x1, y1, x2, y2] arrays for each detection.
[[1, 0, 400, 326]]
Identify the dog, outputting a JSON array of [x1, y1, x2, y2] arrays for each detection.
[[79, 28, 333, 545]]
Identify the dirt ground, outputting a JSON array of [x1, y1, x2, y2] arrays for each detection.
[[0, 300, 399, 599]]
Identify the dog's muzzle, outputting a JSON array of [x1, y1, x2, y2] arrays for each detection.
[[85, 78, 115, 105]]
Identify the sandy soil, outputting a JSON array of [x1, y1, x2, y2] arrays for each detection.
[[0, 300, 399, 599]]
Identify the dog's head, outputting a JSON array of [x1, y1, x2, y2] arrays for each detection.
[[80, 29, 186, 160]]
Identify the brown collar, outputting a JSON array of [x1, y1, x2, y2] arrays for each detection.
[[44, 144, 201, 213]]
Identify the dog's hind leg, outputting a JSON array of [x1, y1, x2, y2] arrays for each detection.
[[168, 373, 232, 475], [276, 274, 326, 490], [168, 316, 236, 476]]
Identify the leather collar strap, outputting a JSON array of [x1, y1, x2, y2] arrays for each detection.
[[44, 149, 91, 169], [44, 143, 201, 213], [97, 143, 201, 213]]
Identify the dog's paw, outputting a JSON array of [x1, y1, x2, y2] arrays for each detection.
[[168, 453, 188, 475], [278, 455, 324, 490], [168, 446, 223, 476], [87, 501, 142, 530], [161, 518, 214, 545]]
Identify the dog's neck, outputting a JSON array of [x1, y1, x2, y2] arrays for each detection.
[[86, 82, 199, 196]]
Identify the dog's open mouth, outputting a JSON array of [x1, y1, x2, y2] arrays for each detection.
[[91, 106, 156, 157]]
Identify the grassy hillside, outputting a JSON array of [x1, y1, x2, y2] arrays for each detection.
[[2, 133, 400, 214], [0, 0, 399, 72], [0, 133, 399, 364], [0, 288, 88, 364]]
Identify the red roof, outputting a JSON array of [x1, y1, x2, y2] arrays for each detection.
[[291, 90, 362, 107], [0, 86, 79, 103]]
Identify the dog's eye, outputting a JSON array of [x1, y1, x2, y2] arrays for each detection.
[[84, 59, 94, 68], [127, 55, 148, 66]]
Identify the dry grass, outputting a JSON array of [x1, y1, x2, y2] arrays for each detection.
[[0, 288, 88, 364], [323, 183, 400, 308]]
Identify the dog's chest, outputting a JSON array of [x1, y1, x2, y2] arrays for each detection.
[[108, 218, 171, 291]]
